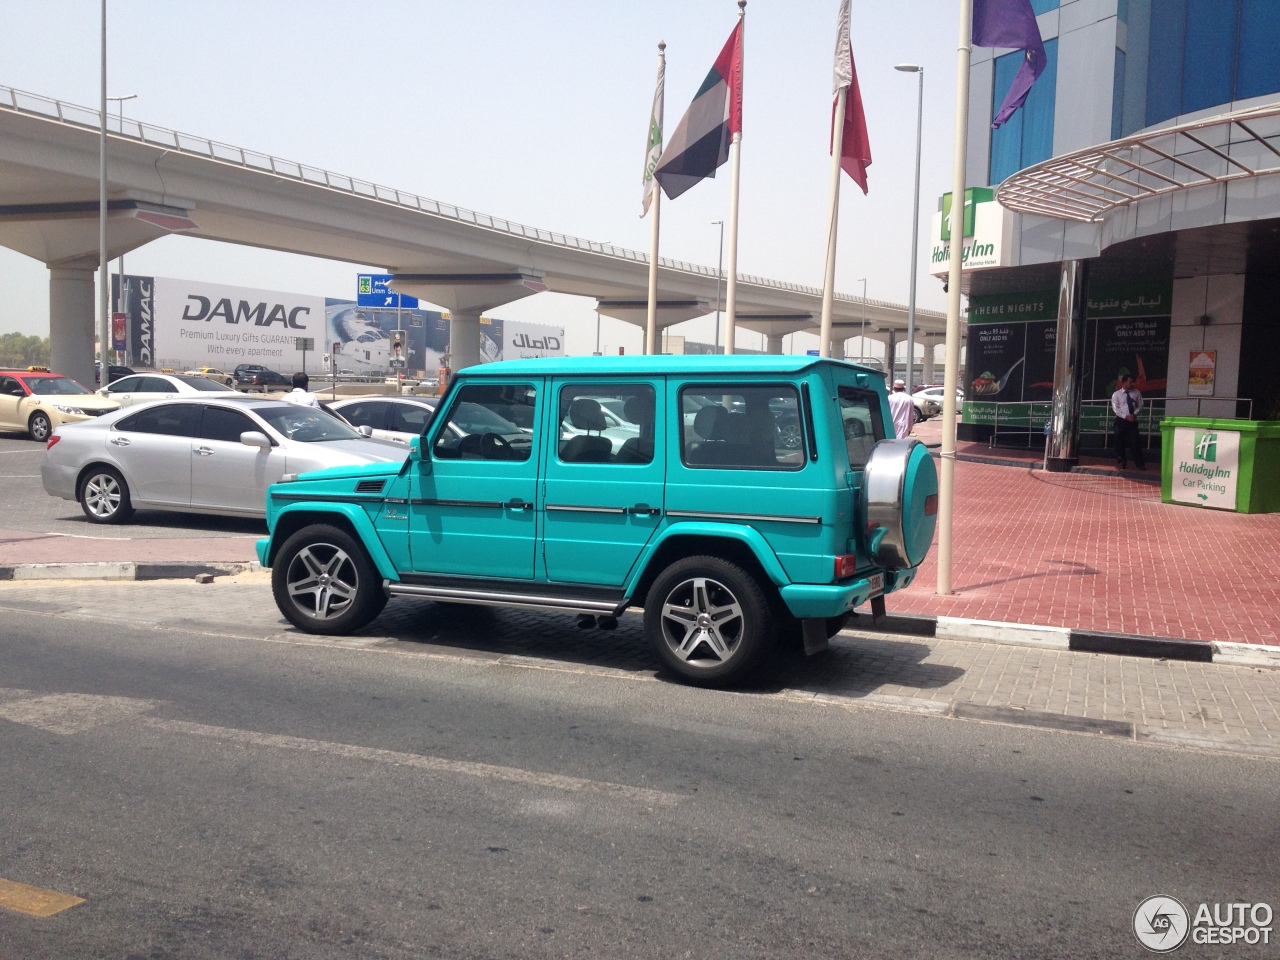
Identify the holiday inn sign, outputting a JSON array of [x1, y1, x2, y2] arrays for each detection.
[[929, 187, 1014, 276]]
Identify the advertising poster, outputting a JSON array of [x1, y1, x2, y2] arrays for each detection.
[[114, 274, 156, 368], [325, 300, 448, 376], [152, 279, 327, 374], [1188, 350, 1216, 396], [1022, 320, 1057, 403], [965, 323, 1025, 423], [1085, 316, 1170, 400]]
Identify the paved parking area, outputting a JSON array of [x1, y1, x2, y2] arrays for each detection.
[[2, 575, 1276, 757]]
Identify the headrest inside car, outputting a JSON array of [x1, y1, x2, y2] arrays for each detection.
[[568, 397, 607, 432]]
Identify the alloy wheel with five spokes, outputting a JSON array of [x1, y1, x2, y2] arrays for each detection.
[[271, 524, 387, 635]]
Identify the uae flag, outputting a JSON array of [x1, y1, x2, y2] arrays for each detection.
[[653, 22, 743, 201]]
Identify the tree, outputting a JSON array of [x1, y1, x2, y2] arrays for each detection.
[[0, 333, 51, 369]]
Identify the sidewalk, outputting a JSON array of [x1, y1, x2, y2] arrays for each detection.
[[3, 418, 1278, 649]]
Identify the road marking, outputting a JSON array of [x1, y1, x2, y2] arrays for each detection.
[[138, 717, 681, 807], [0, 878, 84, 917]]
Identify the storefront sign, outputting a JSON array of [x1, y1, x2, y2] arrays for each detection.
[[1171, 427, 1239, 510], [929, 188, 1013, 276], [1188, 350, 1216, 396]]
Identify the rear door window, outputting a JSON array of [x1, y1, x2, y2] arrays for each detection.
[[836, 386, 885, 470], [338, 400, 390, 431], [389, 401, 434, 435], [558, 384, 655, 464], [108, 376, 142, 393], [679, 385, 804, 469], [116, 403, 202, 437]]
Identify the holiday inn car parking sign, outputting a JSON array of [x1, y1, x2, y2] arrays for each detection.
[[1171, 426, 1240, 510]]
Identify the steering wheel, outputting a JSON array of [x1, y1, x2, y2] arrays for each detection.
[[480, 432, 514, 460], [290, 423, 325, 442]]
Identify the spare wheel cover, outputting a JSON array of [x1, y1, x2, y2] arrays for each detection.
[[859, 438, 938, 569]]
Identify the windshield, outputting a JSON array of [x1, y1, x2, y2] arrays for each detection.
[[249, 405, 363, 442], [175, 376, 233, 391], [28, 377, 91, 396]]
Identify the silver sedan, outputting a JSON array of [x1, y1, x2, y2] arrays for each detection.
[[41, 397, 406, 523]]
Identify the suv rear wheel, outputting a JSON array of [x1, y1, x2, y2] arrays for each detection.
[[644, 555, 775, 686], [272, 524, 387, 634]]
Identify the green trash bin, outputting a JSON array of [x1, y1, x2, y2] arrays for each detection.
[[1160, 418, 1280, 513]]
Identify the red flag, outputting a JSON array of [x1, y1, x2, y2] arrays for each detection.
[[831, 0, 871, 193]]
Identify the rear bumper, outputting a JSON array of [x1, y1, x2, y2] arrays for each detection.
[[40, 458, 78, 501], [778, 568, 920, 619]]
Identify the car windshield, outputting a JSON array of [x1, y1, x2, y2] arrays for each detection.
[[175, 376, 231, 391], [249, 405, 363, 442], [28, 377, 90, 396]]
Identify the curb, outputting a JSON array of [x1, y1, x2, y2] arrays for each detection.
[[0, 560, 261, 582], [848, 612, 1275, 667]]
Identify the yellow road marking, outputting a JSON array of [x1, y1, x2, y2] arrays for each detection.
[[0, 878, 84, 917]]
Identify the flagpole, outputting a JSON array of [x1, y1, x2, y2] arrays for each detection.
[[645, 187, 661, 354], [818, 84, 847, 361], [644, 41, 666, 356], [937, 0, 973, 596], [723, 0, 746, 356]]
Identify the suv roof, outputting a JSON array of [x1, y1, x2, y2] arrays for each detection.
[[461, 355, 883, 378]]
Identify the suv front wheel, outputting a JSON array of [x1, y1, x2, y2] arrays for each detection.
[[644, 555, 775, 686], [272, 524, 387, 635]]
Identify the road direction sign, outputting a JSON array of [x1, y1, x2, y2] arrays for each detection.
[[295, 337, 315, 351], [357, 274, 419, 309]]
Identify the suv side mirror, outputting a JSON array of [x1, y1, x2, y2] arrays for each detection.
[[239, 431, 272, 450], [407, 435, 430, 473]]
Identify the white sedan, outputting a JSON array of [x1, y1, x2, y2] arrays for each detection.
[[98, 373, 242, 407]]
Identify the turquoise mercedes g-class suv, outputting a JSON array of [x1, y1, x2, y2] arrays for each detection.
[[258, 356, 938, 685]]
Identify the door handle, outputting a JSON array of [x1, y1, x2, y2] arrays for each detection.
[[109, 437, 130, 446], [195, 446, 214, 456], [627, 504, 662, 516], [505, 498, 533, 511]]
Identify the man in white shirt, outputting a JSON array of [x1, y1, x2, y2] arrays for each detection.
[[282, 372, 321, 408], [1110, 373, 1144, 469], [887, 379, 915, 439]]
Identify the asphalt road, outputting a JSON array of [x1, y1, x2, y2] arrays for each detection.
[[0, 435, 265, 538], [1, 596, 1275, 958]]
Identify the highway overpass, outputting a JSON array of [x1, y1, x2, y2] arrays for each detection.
[[0, 84, 953, 386]]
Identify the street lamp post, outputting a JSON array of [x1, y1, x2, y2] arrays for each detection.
[[895, 63, 924, 392], [98, 0, 109, 381], [712, 220, 725, 354], [106, 93, 136, 336]]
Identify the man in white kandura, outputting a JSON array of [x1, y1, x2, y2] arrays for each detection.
[[887, 379, 914, 439]]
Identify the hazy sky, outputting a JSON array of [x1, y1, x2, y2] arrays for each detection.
[[0, 0, 965, 356]]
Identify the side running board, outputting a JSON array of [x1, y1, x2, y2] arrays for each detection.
[[385, 581, 625, 616]]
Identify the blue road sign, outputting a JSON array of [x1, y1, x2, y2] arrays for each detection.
[[357, 274, 419, 309], [806, 349, 821, 356]]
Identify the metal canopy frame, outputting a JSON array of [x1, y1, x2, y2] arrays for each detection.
[[996, 103, 1280, 223]]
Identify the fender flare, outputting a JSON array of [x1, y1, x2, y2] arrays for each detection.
[[623, 521, 791, 597], [266, 502, 399, 581]]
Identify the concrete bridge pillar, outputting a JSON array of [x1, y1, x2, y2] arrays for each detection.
[[49, 267, 96, 387], [448, 311, 484, 372], [765, 334, 785, 355], [922, 340, 937, 382]]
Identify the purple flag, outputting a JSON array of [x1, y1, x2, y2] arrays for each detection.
[[973, 0, 1046, 129]]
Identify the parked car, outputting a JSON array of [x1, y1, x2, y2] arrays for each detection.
[[232, 365, 292, 392], [94, 363, 136, 386], [258, 356, 938, 687], [0, 368, 120, 441], [913, 384, 965, 410], [184, 366, 236, 387], [98, 373, 242, 408], [41, 397, 405, 523], [911, 392, 942, 422], [327, 396, 439, 443]]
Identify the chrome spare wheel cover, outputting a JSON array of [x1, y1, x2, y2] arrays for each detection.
[[287, 542, 359, 620], [659, 577, 745, 668], [860, 438, 919, 569], [83, 474, 121, 517]]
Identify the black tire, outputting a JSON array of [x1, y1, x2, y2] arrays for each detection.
[[272, 524, 387, 635], [644, 555, 775, 686], [28, 411, 52, 443], [914, 406, 925, 423], [79, 465, 134, 524]]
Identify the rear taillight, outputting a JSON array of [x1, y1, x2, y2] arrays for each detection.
[[46, 434, 61, 451], [924, 494, 938, 516], [834, 554, 859, 579]]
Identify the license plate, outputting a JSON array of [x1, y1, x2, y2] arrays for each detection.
[[867, 572, 885, 596]]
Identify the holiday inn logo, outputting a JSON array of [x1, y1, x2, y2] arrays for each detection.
[[940, 187, 993, 242], [1194, 431, 1217, 462]]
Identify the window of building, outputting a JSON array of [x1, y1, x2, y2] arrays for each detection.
[[1146, 0, 1280, 126], [1029, 0, 1058, 13], [989, 38, 1059, 184], [1112, 49, 1127, 141]]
